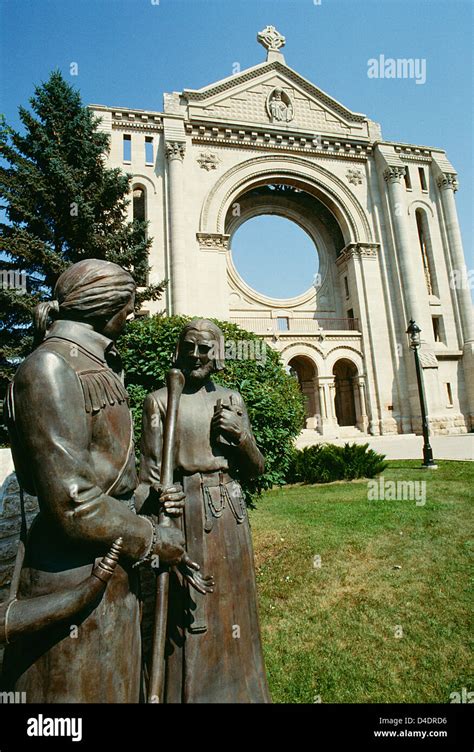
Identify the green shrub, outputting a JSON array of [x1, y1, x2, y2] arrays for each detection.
[[119, 315, 305, 501], [287, 442, 388, 484]]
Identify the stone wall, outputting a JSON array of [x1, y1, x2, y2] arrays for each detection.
[[0, 449, 39, 673]]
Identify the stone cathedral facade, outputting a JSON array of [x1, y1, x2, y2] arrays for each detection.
[[91, 27, 473, 437]]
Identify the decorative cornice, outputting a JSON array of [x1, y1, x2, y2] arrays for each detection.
[[336, 242, 379, 265], [383, 166, 406, 184], [112, 121, 163, 133], [165, 141, 186, 161], [436, 172, 458, 192], [186, 121, 372, 159], [196, 232, 230, 251]]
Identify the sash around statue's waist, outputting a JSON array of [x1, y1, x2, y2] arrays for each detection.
[[179, 471, 246, 528], [184, 469, 233, 486]]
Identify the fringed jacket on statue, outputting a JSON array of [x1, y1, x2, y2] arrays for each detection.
[[1, 319, 153, 703]]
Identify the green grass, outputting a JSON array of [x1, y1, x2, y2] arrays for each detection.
[[249, 460, 474, 703]]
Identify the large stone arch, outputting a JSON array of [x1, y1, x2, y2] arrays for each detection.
[[325, 345, 364, 375], [279, 341, 325, 370], [131, 173, 158, 194], [278, 344, 323, 430], [199, 154, 374, 245], [407, 199, 435, 217]]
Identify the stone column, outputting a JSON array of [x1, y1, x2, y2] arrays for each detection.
[[437, 173, 474, 428], [315, 377, 338, 437], [356, 377, 369, 433], [328, 381, 337, 423], [437, 174, 474, 345], [318, 382, 326, 433], [383, 166, 437, 431], [166, 141, 187, 315], [383, 166, 425, 326], [300, 377, 319, 430], [337, 243, 396, 435]]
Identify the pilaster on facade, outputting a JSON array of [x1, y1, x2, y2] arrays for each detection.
[[354, 376, 369, 433], [165, 132, 187, 315], [431, 162, 474, 427]]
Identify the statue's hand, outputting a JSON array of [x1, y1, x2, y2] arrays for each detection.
[[177, 554, 215, 595], [211, 403, 245, 444], [154, 526, 186, 565], [151, 482, 186, 516]]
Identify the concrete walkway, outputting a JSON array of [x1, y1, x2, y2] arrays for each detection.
[[296, 431, 474, 461], [1, 432, 473, 493]]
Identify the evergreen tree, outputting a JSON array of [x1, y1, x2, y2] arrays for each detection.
[[0, 71, 165, 439]]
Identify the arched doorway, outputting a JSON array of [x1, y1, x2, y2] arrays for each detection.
[[288, 355, 319, 429], [333, 359, 358, 427]]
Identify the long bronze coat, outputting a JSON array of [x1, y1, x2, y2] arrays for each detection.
[[139, 380, 271, 703], [2, 319, 153, 703]]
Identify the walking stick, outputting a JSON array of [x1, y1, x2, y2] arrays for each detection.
[[147, 367, 185, 703]]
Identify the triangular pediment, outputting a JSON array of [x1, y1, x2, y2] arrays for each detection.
[[181, 61, 370, 139]]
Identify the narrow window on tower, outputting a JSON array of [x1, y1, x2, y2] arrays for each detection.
[[415, 209, 437, 295], [404, 167, 412, 190], [418, 167, 427, 191], [133, 186, 146, 223], [445, 383, 453, 407], [132, 186, 149, 285], [145, 137, 154, 165], [344, 276, 350, 299], [432, 316, 444, 342], [123, 134, 131, 163]]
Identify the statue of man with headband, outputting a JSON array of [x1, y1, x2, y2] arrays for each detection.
[[139, 318, 271, 703], [1, 259, 202, 703]]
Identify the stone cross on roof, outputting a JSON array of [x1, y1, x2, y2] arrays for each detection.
[[257, 25, 287, 63]]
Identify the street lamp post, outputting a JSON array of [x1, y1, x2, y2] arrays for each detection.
[[406, 319, 438, 469]]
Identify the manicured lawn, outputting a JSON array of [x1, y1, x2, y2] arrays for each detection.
[[249, 460, 473, 703]]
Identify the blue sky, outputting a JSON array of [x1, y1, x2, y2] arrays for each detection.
[[1, 0, 472, 299]]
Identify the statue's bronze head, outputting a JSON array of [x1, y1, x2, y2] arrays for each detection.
[[174, 318, 224, 384], [33, 259, 136, 345]]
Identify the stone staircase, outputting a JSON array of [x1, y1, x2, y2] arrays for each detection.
[[296, 426, 365, 448]]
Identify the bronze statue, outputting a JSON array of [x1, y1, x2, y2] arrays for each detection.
[[139, 318, 271, 703], [1, 259, 199, 703], [0, 539, 123, 644]]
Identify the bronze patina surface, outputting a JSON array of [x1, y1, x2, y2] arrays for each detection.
[[139, 319, 271, 703], [1, 260, 188, 703]]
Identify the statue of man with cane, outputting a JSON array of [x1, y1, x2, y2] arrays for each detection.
[[139, 318, 271, 703]]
